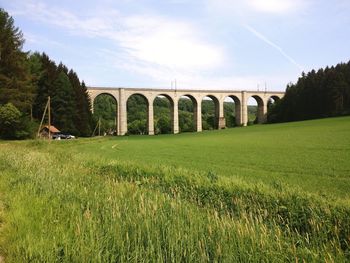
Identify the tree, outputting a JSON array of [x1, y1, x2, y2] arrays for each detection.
[[32, 53, 57, 120], [0, 8, 34, 113], [0, 103, 35, 139], [68, 71, 93, 136], [51, 71, 76, 133]]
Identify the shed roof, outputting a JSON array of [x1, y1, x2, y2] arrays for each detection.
[[41, 125, 60, 133]]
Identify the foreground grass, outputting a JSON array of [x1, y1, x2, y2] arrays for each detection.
[[0, 116, 350, 261]]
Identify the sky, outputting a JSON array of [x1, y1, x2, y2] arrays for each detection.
[[2, 0, 350, 92]]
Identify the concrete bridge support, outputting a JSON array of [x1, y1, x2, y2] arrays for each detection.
[[87, 87, 284, 135], [172, 103, 179, 134], [119, 89, 127, 136], [218, 99, 225, 129], [194, 99, 202, 132], [148, 103, 154, 135], [241, 91, 248, 126]]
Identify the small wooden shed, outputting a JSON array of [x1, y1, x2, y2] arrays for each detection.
[[39, 125, 60, 139]]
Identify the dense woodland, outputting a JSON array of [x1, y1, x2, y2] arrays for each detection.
[[268, 62, 350, 122], [0, 8, 93, 139]]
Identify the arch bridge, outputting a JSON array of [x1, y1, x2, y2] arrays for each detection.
[[87, 87, 285, 135]]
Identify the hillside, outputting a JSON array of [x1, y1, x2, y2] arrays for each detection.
[[0, 117, 350, 261]]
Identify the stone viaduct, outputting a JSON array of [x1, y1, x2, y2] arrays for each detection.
[[87, 87, 285, 135]]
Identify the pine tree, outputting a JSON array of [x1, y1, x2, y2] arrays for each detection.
[[0, 8, 34, 113], [51, 71, 76, 133], [32, 53, 57, 119], [68, 71, 93, 136]]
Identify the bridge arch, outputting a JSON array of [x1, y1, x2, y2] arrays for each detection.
[[90, 92, 118, 113], [178, 94, 198, 132], [153, 94, 175, 134], [126, 93, 150, 135], [92, 93, 118, 136], [247, 95, 265, 124], [267, 95, 281, 110], [201, 94, 220, 130], [224, 95, 241, 127]]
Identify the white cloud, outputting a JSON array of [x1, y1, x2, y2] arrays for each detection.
[[116, 15, 224, 70], [15, 1, 224, 73], [97, 48, 289, 91]]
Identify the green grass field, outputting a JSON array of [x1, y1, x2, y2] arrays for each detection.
[[0, 116, 350, 262]]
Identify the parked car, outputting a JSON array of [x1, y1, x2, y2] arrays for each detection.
[[52, 133, 76, 140]]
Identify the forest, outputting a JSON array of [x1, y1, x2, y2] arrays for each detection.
[[0, 8, 93, 139], [268, 62, 350, 122]]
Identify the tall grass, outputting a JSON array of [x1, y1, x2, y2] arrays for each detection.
[[0, 141, 349, 262]]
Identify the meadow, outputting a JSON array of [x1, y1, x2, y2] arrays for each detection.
[[0, 116, 350, 262]]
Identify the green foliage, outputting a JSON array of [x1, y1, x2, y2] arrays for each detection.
[[127, 95, 148, 134], [69, 75, 93, 137], [51, 71, 76, 134], [224, 102, 236, 127], [128, 119, 147, 135], [0, 8, 34, 113], [0, 103, 36, 139], [93, 94, 117, 135], [30, 53, 93, 136], [0, 8, 94, 138], [0, 103, 21, 138], [178, 98, 195, 132], [268, 62, 350, 122]]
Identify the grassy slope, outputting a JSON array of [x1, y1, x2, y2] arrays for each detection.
[[73, 116, 350, 200], [0, 116, 350, 262]]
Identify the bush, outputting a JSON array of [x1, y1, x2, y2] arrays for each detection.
[[0, 103, 37, 139]]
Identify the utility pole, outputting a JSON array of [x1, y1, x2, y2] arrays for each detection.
[[98, 117, 101, 136], [48, 96, 51, 140], [37, 96, 50, 138]]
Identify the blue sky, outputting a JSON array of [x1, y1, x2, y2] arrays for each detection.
[[2, 0, 350, 91]]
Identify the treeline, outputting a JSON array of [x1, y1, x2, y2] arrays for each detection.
[[31, 53, 93, 136], [268, 62, 350, 122], [0, 8, 93, 139]]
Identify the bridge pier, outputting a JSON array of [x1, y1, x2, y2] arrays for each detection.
[[218, 100, 225, 129], [258, 103, 268, 124], [118, 89, 127, 135], [148, 103, 154, 135], [241, 91, 248, 126], [172, 102, 179, 134], [194, 100, 202, 132]]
